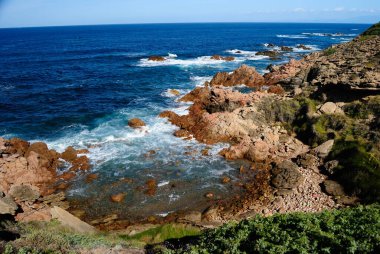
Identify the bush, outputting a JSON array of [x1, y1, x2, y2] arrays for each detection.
[[328, 140, 380, 202], [163, 205, 380, 253]]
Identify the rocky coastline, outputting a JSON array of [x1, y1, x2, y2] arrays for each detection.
[[1, 23, 380, 252]]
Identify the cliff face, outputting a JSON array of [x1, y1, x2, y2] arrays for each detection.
[[160, 23, 380, 221]]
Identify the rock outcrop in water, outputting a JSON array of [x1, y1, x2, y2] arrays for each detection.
[[160, 23, 380, 223]]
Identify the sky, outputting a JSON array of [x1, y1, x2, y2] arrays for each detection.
[[0, 0, 379, 28]]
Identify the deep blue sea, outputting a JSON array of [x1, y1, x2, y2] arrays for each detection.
[[0, 23, 370, 219]]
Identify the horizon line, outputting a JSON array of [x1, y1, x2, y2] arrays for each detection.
[[0, 20, 374, 30]]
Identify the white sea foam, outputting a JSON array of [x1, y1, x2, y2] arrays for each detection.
[[158, 181, 170, 187], [302, 32, 357, 37], [225, 49, 256, 55], [137, 55, 245, 67], [292, 44, 320, 52], [190, 75, 213, 87], [277, 34, 307, 39]]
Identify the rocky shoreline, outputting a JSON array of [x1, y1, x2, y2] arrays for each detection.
[[1, 24, 380, 238]]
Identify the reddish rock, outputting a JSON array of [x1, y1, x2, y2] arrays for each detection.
[[144, 179, 157, 196], [69, 156, 90, 171], [148, 56, 165, 61], [110, 193, 126, 203], [221, 176, 231, 184], [210, 55, 235, 61], [61, 146, 78, 162], [209, 65, 265, 87], [128, 118, 146, 128], [267, 85, 285, 94], [169, 89, 181, 96], [59, 172, 76, 181], [85, 173, 98, 183], [6, 138, 30, 156]]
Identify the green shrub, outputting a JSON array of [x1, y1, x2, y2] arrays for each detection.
[[163, 205, 380, 253], [361, 22, 380, 36], [328, 140, 380, 202], [324, 48, 336, 56]]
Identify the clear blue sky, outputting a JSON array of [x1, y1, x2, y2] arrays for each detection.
[[0, 0, 379, 28]]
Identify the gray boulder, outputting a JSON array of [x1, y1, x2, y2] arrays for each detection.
[[271, 160, 304, 189]]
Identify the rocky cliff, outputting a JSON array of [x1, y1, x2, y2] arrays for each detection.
[[160, 22, 380, 222]]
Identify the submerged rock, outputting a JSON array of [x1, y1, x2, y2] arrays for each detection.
[[110, 193, 126, 203], [128, 118, 146, 128], [210, 55, 235, 61]]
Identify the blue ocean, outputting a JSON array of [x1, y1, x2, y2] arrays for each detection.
[[0, 23, 370, 220]]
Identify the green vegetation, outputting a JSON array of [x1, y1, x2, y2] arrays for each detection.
[[1, 221, 200, 254], [361, 22, 380, 36], [324, 47, 337, 56], [160, 205, 380, 254], [122, 224, 201, 244], [328, 140, 380, 202]]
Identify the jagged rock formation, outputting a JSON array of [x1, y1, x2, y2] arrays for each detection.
[[0, 137, 91, 222], [160, 23, 380, 222]]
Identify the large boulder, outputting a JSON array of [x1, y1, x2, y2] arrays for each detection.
[[271, 160, 304, 189], [322, 180, 346, 197], [51, 206, 97, 233], [0, 196, 18, 215], [128, 118, 146, 128], [313, 140, 334, 158], [9, 184, 40, 202], [209, 65, 265, 87]]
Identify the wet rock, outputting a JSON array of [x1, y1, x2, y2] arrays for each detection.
[[256, 51, 279, 58], [9, 184, 40, 202], [59, 172, 76, 181], [144, 179, 157, 196], [169, 89, 180, 96], [85, 173, 99, 183], [281, 46, 293, 52], [69, 156, 90, 171], [221, 176, 231, 184], [148, 56, 165, 61], [323, 180, 346, 197], [51, 206, 97, 233], [297, 44, 312, 50], [110, 193, 126, 203], [210, 55, 235, 61], [271, 160, 304, 189], [313, 139, 334, 158], [61, 146, 78, 162], [0, 196, 18, 215], [128, 118, 146, 128]]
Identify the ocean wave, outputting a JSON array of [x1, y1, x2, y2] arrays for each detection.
[[190, 76, 213, 87], [292, 45, 320, 52], [276, 35, 308, 39], [225, 49, 257, 55], [137, 55, 245, 67], [302, 32, 357, 37]]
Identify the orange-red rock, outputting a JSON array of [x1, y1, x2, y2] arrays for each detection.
[[128, 118, 146, 128], [110, 193, 126, 203]]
